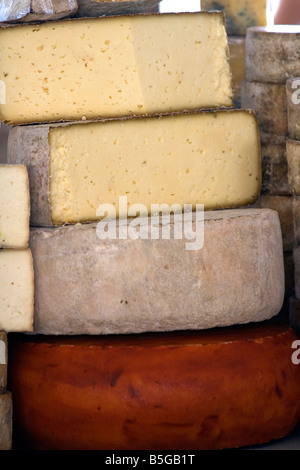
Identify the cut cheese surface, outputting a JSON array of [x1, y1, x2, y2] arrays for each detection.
[[8, 322, 300, 450], [0, 12, 233, 125], [0, 164, 30, 249], [29, 208, 284, 335], [246, 26, 300, 83], [0, 249, 34, 333], [201, 0, 267, 35], [8, 110, 261, 227]]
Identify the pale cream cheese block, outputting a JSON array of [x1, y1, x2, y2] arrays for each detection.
[[75, 0, 161, 17], [201, 0, 267, 35], [29, 208, 285, 335], [0, 0, 78, 23], [287, 78, 300, 141], [287, 140, 300, 196], [0, 12, 233, 126], [0, 249, 34, 333], [0, 164, 30, 249], [241, 81, 288, 145], [0, 393, 12, 451], [245, 26, 300, 84], [7, 110, 261, 227], [252, 195, 294, 252], [261, 145, 289, 196], [0, 332, 7, 393]]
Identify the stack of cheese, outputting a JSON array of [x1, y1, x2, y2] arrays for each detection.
[[287, 77, 300, 337], [0, 164, 33, 450], [241, 26, 300, 318], [201, 0, 268, 107], [1, 7, 300, 450]]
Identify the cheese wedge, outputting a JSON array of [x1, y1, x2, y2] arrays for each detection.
[[0, 393, 12, 451], [287, 78, 300, 141], [0, 332, 7, 393], [0, 249, 34, 332], [201, 0, 267, 35], [246, 26, 300, 84], [0, 12, 233, 125], [0, 164, 30, 249], [8, 110, 261, 227], [8, 322, 300, 450], [29, 208, 284, 335]]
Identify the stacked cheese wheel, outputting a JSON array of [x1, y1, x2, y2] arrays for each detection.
[[241, 26, 300, 318], [0, 0, 300, 450]]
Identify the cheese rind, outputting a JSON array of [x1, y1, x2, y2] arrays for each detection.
[[0, 249, 34, 333], [252, 195, 293, 252], [8, 110, 261, 227], [241, 81, 288, 144], [0, 12, 233, 125], [0, 393, 12, 451], [0, 332, 7, 393], [0, 164, 30, 249], [245, 26, 300, 84], [0, 0, 78, 22], [29, 208, 284, 335], [228, 36, 245, 107], [261, 145, 289, 196], [201, 0, 267, 35], [287, 78, 300, 141], [75, 0, 161, 17], [8, 323, 300, 450], [287, 140, 300, 196]]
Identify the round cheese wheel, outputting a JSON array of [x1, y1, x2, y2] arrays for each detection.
[[245, 26, 300, 84], [8, 322, 300, 450]]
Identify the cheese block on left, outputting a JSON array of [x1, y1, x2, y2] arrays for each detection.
[[0, 249, 34, 333], [7, 110, 261, 227], [0, 164, 30, 249], [0, 12, 233, 125]]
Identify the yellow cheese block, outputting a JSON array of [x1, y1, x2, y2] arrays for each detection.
[[0, 164, 30, 249], [201, 0, 267, 35], [0, 249, 34, 333], [0, 12, 233, 125], [8, 110, 261, 227]]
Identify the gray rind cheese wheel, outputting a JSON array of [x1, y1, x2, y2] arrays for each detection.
[[287, 78, 300, 141], [287, 139, 300, 196], [261, 144, 289, 196], [241, 81, 288, 144], [245, 26, 300, 84], [0, 393, 12, 451], [28, 208, 285, 335], [7, 323, 300, 450]]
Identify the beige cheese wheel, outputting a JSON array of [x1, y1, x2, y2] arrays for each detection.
[[0, 332, 7, 393], [8, 322, 300, 450], [0, 0, 78, 22], [261, 144, 289, 196], [28, 208, 285, 336], [241, 81, 288, 145], [287, 140, 300, 196], [7, 110, 261, 227], [245, 26, 300, 84], [252, 195, 294, 252], [287, 78, 300, 141], [0, 393, 12, 451]]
